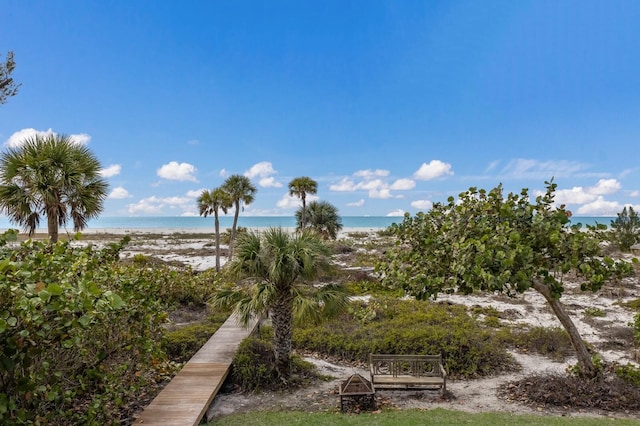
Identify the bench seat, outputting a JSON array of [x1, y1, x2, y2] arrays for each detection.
[[369, 354, 446, 393]]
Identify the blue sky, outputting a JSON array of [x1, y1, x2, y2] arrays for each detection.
[[1, 1, 639, 218]]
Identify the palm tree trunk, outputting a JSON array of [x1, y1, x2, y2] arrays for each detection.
[[301, 195, 306, 229], [214, 211, 221, 272], [47, 211, 59, 243], [229, 201, 240, 258], [271, 288, 294, 378], [532, 280, 596, 377]]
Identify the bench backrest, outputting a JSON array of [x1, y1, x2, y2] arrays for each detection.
[[369, 354, 443, 378]]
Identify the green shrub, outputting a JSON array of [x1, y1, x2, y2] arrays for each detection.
[[0, 238, 170, 424], [231, 327, 317, 392], [345, 280, 403, 298], [293, 298, 516, 378], [616, 363, 640, 387], [584, 307, 606, 318], [512, 326, 574, 361], [609, 206, 640, 251], [164, 313, 227, 362]]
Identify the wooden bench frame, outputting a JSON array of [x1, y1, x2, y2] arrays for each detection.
[[369, 354, 446, 393]]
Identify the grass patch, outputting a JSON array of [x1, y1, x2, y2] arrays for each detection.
[[206, 408, 640, 425]]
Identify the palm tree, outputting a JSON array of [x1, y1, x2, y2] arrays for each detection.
[[221, 174, 257, 258], [295, 200, 343, 240], [213, 227, 348, 377], [288, 176, 317, 228], [0, 134, 108, 242], [197, 187, 231, 272]]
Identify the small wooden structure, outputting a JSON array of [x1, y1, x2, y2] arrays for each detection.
[[369, 354, 446, 393], [339, 373, 376, 412]]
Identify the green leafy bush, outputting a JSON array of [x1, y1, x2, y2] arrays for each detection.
[[616, 362, 640, 387], [164, 312, 228, 362], [293, 298, 516, 378], [510, 326, 575, 361], [609, 206, 640, 251], [231, 327, 317, 392], [0, 238, 171, 424], [345, 280, 403, 298]]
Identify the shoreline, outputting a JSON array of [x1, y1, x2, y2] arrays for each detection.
[[1, 226, 386, 237]]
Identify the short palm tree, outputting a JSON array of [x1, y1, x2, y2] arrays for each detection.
[[212, 227, 349, 377], [0, 134, 108, 242], [288, 176, 317, 228], [221, 174, 257, 258], [197, 187, 232, 272], [295, 200, 343, 240]]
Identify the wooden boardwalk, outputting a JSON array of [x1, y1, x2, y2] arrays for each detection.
[[135, 312, 259, 425]]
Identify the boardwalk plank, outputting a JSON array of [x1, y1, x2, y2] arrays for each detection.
[[135, 313, 259, 425]]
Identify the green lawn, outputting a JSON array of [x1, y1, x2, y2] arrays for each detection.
[[207, 408, 640, 426]]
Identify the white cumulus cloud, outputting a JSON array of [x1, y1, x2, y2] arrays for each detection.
[[244, 161, 282, 187], [186, 188, 207, 198], [245, 161, 275, 178], [354, 169, 389, 179], [576, 197, 623, 216], [259, 176, 283, 188], [157, 161, 198, 182], [4, 128, 91, 148], [414, 160, 454, 180], [330, 177, 358, 192], [390, 179, 416, 190], [276, 193, 319, 209], [127, 195, 193, 215], [588, 178, 621, 195], [386, 209, 406, 217], [99, 164, 121, 178], [631, 190, 640, 197], [108, 186, 131, 199], [370, 188, 400, 199], [347, 199, 365, 207], [411, 199, 433, 210], [551, 187, 598, 205]]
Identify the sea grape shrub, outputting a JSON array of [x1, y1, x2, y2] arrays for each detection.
[[0, 238, 169, 424], [609, 206, 640, 252]]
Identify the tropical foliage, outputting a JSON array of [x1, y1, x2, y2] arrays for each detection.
[[0, 236, 168, 424], [198, 187, 232, 271], [609, 206, 640, 251], [377, 180, 635, 378], [288, 176, 317, 228], [295, 200, 343, 240], [212, 227, 348, 377], [0, 51, 20, 105], [221, 174, 257, 258], [0, 134, 108, 242]]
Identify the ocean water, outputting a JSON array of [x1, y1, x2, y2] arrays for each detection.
[[0, 215, 617, 231]]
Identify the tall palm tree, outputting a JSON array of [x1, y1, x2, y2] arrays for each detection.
[[288, 176, 317, 229], [0, 134, 108, 242], [295, 200, 343, 240], [197, 187, 231, 272], [221, 174, 257, 258], [213, 227, 348, 377]]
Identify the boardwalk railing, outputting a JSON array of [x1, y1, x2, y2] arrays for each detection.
[[135, 312, 259, 425]]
